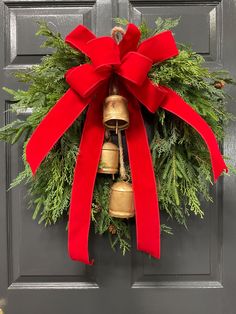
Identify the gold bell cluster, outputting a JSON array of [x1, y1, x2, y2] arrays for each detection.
[[97, 76, 134, 219]]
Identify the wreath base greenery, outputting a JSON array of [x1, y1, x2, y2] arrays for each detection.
[[0, 18, 235, 255]]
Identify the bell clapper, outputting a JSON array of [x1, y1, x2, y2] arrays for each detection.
[[105, 129, 110, 141]]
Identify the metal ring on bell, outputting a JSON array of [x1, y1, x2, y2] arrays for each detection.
[[103, 95, 129, 131]]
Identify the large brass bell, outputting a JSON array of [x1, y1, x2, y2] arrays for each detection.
[[103, 95, 129, 131], [109, 181, 134, 218], [98, 142, 119, 174]]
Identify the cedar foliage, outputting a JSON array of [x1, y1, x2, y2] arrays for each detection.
[[0, 18, 235, 254]]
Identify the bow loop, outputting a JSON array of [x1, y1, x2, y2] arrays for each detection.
[[119, 23, 141, 58], [65, 24, 96, 55], [138, 30, 178, 63], [117, 52, 152, 86], [66, 64, 111, 98]]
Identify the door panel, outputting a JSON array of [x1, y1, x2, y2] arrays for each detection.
[[7, 137, 97, 288], [125, 0, 224, 290], [1, 1, 236, 314], [126, 2, 221, 61], [4, 2, 97, 65]]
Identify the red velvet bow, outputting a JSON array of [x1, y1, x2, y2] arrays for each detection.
[[26, 24, 227, 265]]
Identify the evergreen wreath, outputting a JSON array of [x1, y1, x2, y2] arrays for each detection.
[[1, 18, 235, 255]]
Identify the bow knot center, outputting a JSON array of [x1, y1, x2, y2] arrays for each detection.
[[86, 37, 121, 69]]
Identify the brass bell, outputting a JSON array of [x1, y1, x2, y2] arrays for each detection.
[[98, 142, 119, 174], [103, 95, 129, 131], [109, 181, 134, 218]]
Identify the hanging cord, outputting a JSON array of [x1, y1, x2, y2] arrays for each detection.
[[110, 25, 127, 181], [117, 129, 126, 180], [111, 26, 125, 43]]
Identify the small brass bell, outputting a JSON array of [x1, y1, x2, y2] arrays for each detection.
[[109, 181, 134, 218], [103, 95, 129, 131], [98, 142, 119, 174]]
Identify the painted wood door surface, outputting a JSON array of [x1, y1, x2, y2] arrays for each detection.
[[0, 1, 236, 313]]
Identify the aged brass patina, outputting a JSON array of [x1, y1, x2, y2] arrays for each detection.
[[98, 142, 119, 174], [103, 95, 129, 132], [109, 181, 134, 218]]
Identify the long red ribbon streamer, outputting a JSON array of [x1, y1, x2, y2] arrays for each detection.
[[125, 93, 161, 258], [26, 24, 227, 264], [68, 83, 108, 264]]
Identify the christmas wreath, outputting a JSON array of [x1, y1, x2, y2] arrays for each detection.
[[0, 18, 235, 264]]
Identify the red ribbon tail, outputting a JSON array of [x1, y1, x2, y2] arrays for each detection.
[[26, 89, 90, 174], [125, 96, 161, 259], [161, 87, 228, 182], [68, 86, 107, 264]]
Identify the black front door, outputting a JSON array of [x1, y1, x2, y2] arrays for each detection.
[[0, 1, 236, 313]]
